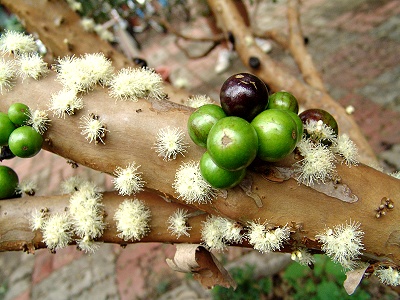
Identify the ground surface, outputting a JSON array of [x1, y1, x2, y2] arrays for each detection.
[[0, 0, 399, 299]]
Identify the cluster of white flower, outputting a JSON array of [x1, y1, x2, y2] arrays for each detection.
[[0, 58, 15, 94], [79, 113, 109, 144], [201, 215, 243, 251], [49, 89, 84, 118], [114, 198, 151, 241], [374, 267, 400, 286], [331, 134, 359, 166], [41, 212, 74, 252], [0, 30, 38, 55], [303, 119, 337, 144], [316, 221, 364, 270], [246, 220, 290, 253], [154, 126, 188, 161], [167, 208, 192, 239], [25, 109, 51, 134], [172, 160, 216, 204], [290, 248, 316, 267], [109, 67, 164, 101], [113, 162, 145, 196], [16, 179, 37, 196], [15, 53, 48, 81], [186, 95, 214, 108]]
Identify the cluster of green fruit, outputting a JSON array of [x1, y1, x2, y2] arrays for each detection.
[[0, 102, 43, 199], [187, 72, 304, 189]]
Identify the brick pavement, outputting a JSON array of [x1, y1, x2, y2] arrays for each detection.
[[0, 0, 399, 299]]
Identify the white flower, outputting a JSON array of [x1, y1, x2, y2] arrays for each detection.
[[16, 179, 37, 196], [291, 248, 315, 266], [76, 235, 101, 254], [0, 30, 38, 55], [331, 134, 359, 166], [201, 215, 243, 251], [15, 53, 48, 80], [30, 208, 47, 231], [154, 126, 188, 161], [25, 109, 51, 134], [113, 163, 145, 196], [79, 113, 108, 144], [114, 199, 151, 241], [49, 89, 84, 118], [0, 59, 15, 94], [304, 119, 337, 143], [80, 18, 96, 32], [186, 95, 214, 108], [172, 160, 216, 204], [41, 212, 73, 251], [375, 267, 400, 286], [60, 176, 85, 194], [316, 221, 364, 270], [294, 138, 337, 186], [81, 53, 114, 86], [109, 67, 164, 101], [247, 220, 290, 253], [167, 209, 191, 239]]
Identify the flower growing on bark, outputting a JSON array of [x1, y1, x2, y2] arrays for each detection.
[[172, 160, 216, 204], [30, 208, 48, 231], [49, 89, 84, 118], [41, 212, 73, 251], [167, 208, 191, 238], [304, 119, 337, 143], [154, 126, 188, 161], [375, 267, 400, 286], [294, 137, 337, 186], [186, 95, 214, 108], [16, 179, 37, 196], [113, 163, 145, 196], [331, 134, 359, 166], [114, 199, 151, 241], [0, 58, 15, 94], [246, 220, 290, 253], [291, 248, 315, 267], [0, 30, 38, 55], [25, 109, 51, 134], [109, 67, 164, 101], [60, 176, 85, 194], [316, 221, 364, 270], [15, 53, 48, 80], [79, 113, 108, 144], [201, 215, 243, 251]]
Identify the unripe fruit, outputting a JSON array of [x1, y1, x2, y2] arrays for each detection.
[[220, 73, 269, 121], [8, 103, 30, 126], [0, 112, 16, 146], [8, 126, 43, 158], [267, 91, 299, 114], [0, 165, 19, 200]]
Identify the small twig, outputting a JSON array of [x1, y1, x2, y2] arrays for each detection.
[[175, 37, 219, 59]]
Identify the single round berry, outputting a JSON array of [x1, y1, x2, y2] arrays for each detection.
[[220, 72, 269, 121], [8, 103, 30, 126], [200, 151, 246, 189], [0, 165, 19, 200], [0, 112, 17, 146], [251, 109, 298, 162], [187, 104, 226, 147], [207, 116, 258, 171], [267, 91, 299, 114], [8, 126, 43, 158], [299, 108, 339, 136]]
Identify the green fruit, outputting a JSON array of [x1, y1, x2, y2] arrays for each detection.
[[0, 112, 17, 146], [200, 151, 246, 189], [207, 116, 258, 171], [188, 104, 227, 147], [8, 126, 43, 158], [0, 165, 19, 199], [286, 111, 304, 143], [251, 109, 298, 162], [266, 91, 299, 113], [8, 103, 30, 126]]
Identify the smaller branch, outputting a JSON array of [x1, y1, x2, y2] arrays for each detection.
[[287, 0, 326, 92], [175, 37, 219, 59]]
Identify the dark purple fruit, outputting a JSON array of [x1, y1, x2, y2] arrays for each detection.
[[220, 73, 269, 121], [299, 108, 339, 135]]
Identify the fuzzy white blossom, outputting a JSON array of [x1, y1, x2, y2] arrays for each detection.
[[114, 199, 151, 241], [154, 127, 188, 160], [25, 109, 51, 134], [30, 208, 47, 231], [173, 160, 216, 204], [316, 221, 364, 270], [15, 53, 48, 80], [294, 138, 337, 186], [201, 215, 243, 251], [167, 209, 191, 239], [291, 248, 316, 266], [109, 67, 164, 101], [375, 267, 400, 286], [0, 30, 38, 55], [16, 179, 37, 196], [0, 59, 15, 94], [186, 95, 214, 108], [60, 176, 86, 194], [113, 163, 145, 196], [49, 89, 84, 118], [304, 119, 337, 143], [247, 220, 290, 253], [41, 212, 73, 251], [79, 114, 108, 144], [331, 134, 359, 166], [76, 235, 101, 254]]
